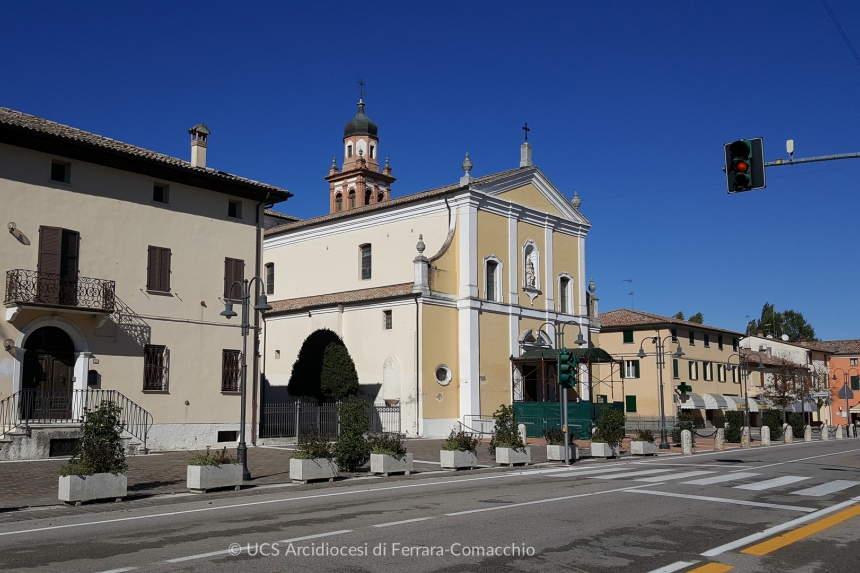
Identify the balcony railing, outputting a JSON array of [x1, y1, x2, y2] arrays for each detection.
[[5, 269, 116, 312]]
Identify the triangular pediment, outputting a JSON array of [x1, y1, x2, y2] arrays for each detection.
[[472, 167, 590, 227]]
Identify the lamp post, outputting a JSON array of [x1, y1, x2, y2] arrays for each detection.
[[832, 367, 859, 429], [535, 320, 586, 465], [636, 335, 685, 450], [726, 352, 764, 428], [221, 277, 272, 481]]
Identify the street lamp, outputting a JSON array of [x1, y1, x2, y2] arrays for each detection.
[[725, 352, 764, 428], [831, 367, 859, 430], [636, 335, 685, 450], [221, 277, 272, 481], [534, 320, 587, 465]]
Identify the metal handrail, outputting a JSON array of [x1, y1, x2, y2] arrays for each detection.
[[0, 389, 152, 452], [5, 269, 116, 311]]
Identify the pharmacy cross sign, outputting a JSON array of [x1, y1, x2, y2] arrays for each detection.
[[677, 382, 692, 395]]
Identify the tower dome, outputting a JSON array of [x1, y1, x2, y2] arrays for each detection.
[[344, 100, 378, 137]]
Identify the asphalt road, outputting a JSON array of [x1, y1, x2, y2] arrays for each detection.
[[2, 440, 860, 573]]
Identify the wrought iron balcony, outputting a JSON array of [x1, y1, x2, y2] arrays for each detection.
[[4, 269, 116, 313]]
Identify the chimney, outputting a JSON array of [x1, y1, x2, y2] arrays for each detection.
[[800, 338, 807, 344], [757, 330, 764, 337], [520, 141, 533, 167], [189, 124, 210, 168]]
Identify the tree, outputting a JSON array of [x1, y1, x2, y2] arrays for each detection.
[[688, 312, 704, 324], [320, 343, 360, 401], [673, 312, 685, 320], [287, 329, 347, 403], [746, 302, 816, 342], [332, 398, 370, 471], [59, 401, 127, 476]]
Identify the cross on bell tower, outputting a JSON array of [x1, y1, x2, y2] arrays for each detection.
[[324, 84, 396, 214]]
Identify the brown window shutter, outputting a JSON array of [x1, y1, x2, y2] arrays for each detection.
[[147, 246, 158, 290], [159, 248, 171, 292], [38, 226, 63, 275], [224, 258, 245, 298], [224, 258, 232, 298]]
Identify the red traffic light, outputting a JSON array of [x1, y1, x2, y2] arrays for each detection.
[[735, 160, 749, 173]]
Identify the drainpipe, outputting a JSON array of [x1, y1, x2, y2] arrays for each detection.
[[414, 294, 420, 437], [251, 195, 269, 446]]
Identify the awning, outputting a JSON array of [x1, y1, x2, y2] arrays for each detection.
[[725, 395, 759, 413], [703, 394, 731, 410], [850, 404, 860, 414], [788, 400, 815, 413], [679, 393, 707, 409], [756, 397, 773, 411]]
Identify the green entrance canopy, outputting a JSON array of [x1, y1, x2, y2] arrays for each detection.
[[514, 347, 615, 363]]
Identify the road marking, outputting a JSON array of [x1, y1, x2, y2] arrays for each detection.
[[589, 469, 675, 480], [412, 460, 442, 465], [683, 472, 760, 485], [625, 490, 815, 512], [738, 447, 860, 471], [373, 517, 434, 528], [281, 530, 352, 543], [166, 549, 231, 563], [790, 480, 860, 497], [549, 466, 633, 478], [445, 483, 655, 516], [741, 502, 860, 555], [636, 471, 714, 483], [95, 568, 137, 573], [687, 564, 733, 573], [700, 496, 860, 556], [734, 476, 810, 491], [645, 560, 699, 573]]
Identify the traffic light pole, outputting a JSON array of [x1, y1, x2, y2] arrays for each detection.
[[765, 151, 860, 167]]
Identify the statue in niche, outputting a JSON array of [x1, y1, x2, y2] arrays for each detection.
[[525, 256, 536, 289]]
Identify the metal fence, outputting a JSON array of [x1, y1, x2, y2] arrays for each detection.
[[259, 401, 401, 438], [625, 416, 679, 433], [462, 415, 589, 439], [5, 269, 116, 311]]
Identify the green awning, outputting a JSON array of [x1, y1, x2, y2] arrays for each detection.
[[514, 347, 615, 363]]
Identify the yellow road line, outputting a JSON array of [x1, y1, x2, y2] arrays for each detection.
[[687, 564, 734, 573], [742, 503, 860, 556]]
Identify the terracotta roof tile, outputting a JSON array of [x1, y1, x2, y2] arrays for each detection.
[[802, 339, 860, 355], [264, 208, 300, 222], [264, 166, 533, 236], [266, 283, 415, 314], [0, 107, 291, 198], [598, 308, 743, 336]]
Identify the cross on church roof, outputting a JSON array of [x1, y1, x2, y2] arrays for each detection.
[[358, 79, 366, 100], [522, 122, 530, 142]]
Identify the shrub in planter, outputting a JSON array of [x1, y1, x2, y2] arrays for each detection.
[[636, 429, 655, 443], [58, 401, 128, 503], [440, 429, 479, 469], [787, 412, 805, 440], [630, 429, 657, 455], [291, 431, 337, 482], [488, 404, 525, 455], [333, 398, 370, 472], [368, 433, 412, 475], [187, 447, 242, 492], [544, 428, 578, 461], [762, 409, 784, 440], [442, 429, 479, 452], [725, 411, 745, 443], [591, 407, 626, 455], [543, 428, 565, 446], [673, 411, 695, 444]]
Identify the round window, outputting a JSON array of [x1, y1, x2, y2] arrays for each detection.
[[435, 365, 451, 386]]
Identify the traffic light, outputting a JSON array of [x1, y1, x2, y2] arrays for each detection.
[[558, 348, 578, 388], [724, 138, 766, 193]]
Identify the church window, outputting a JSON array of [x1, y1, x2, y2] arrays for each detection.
[[347, 144, 353, 158], [335, 193, 343, 212], [360, 244, 372, 280], [365, 190, 371, 205], [383, 310, 392, 330], [265, 263, 274, 295], [349, 190, 356, 209], [559, 276, 570, 313], [369, 144, 375, 159], [486, 261, 498, 302], [484, 257, 502, 302], [377, 192, 384, 202]]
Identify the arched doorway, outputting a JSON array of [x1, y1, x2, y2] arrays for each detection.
[[21, 327, 75, 419]]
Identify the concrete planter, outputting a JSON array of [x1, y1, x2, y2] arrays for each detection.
[[546, 444, 579, 461], [290, 458, 337, 483], [631, 441, 658, 456], [440, 449, 477, 470], [370, 453, 413, 476], [496, 447, 531, 466], [187, 464, 243, 493], [590, 442, 619, 458], [58, 473, 127, 504]]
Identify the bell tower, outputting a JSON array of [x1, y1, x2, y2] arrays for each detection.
[[325, 91, 395, 214]]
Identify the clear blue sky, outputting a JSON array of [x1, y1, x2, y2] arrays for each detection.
[[4, 2, 859, 340]]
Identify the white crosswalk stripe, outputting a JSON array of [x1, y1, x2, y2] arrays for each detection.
[[588, 468, 675, 480], [790, 480, 860, 497], [682, 472, 761, 485], [735, 476, 810, 491], [548, 466, 634, 478], [635, 470, 715, 483]]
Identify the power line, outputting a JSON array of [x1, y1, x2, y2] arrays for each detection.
[[821, 0, 860, 71]]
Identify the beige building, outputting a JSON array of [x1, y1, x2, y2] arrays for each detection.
[[262, 100, 593, 437], [0, 107, 291, 456], [593, 309, 746, 427]]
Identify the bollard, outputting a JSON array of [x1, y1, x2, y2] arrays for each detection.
[[804, 425, 812, 442], [761, 425, 771, 446], [785, 425, 794, 444], [836, 425, 844, 440], [741, 426, 751, 448], [820, 424, 829, 441], [714, 428, 725, 451], [517, 423, 527, 447], [681, 429, 693, 455]]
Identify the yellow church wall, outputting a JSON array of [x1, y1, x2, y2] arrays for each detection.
[[516, 221, 546, 308], [496, 183, 564, 217], [420, 304, 460, 420], [552, 232, 581, 313], [476, 210, 509, 302], [479, 311, 512, 417], [428, 217, 459, 296]]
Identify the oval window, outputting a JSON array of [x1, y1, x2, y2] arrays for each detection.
[[435, 365, 451, 386]]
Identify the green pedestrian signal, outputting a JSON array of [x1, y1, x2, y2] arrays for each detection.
[[725, 138, 766, 193], [558, 348, 578, 388]]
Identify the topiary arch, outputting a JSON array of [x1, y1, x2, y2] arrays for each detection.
[[287, 329, 359, 403]]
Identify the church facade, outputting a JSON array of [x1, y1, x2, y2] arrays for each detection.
[[262, 99, 593, 437]]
